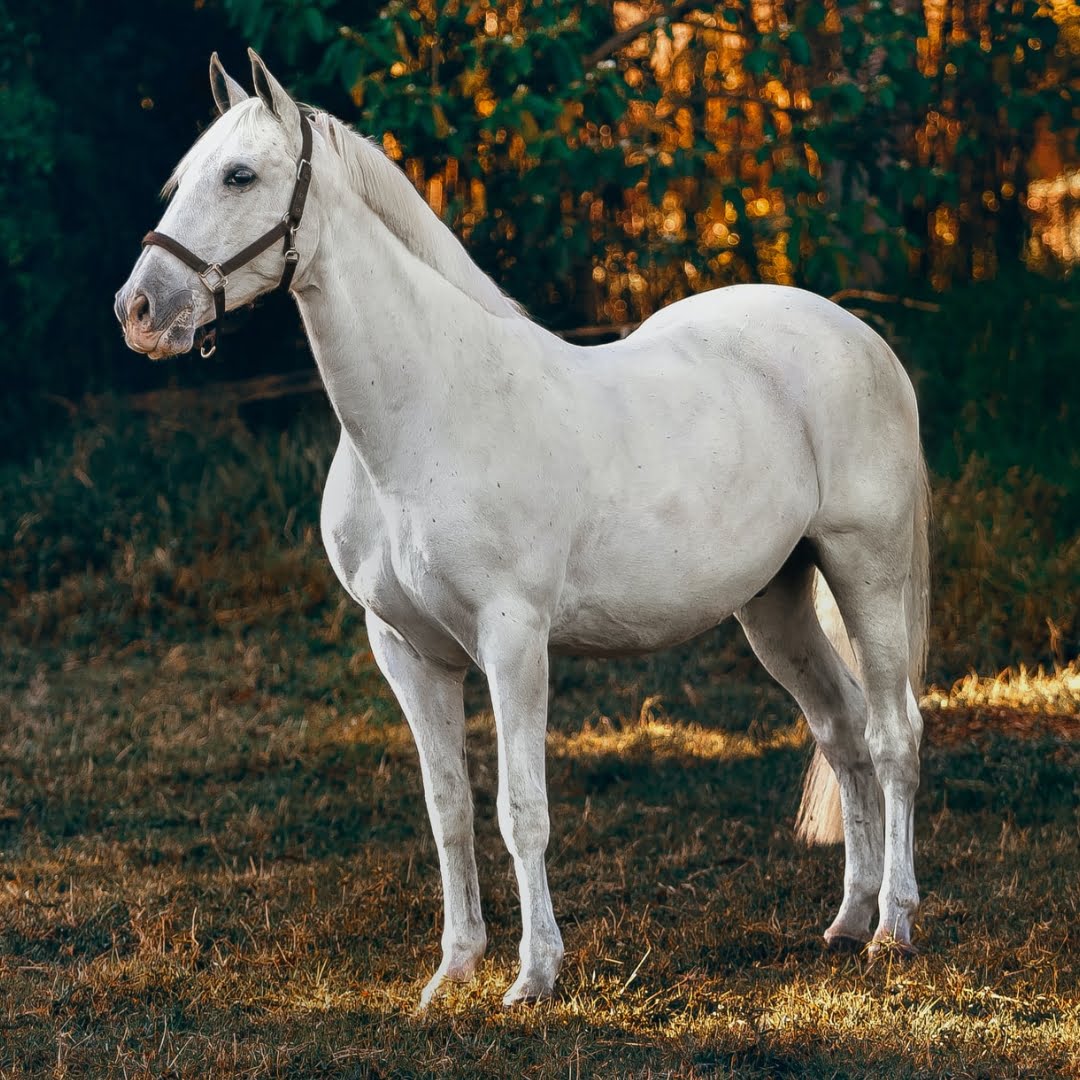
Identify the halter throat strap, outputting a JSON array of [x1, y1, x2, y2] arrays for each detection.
[[141, 105, 313, 358]]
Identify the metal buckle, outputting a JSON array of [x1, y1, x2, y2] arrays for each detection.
[[199, 264, 228, 292], [296, 158, 311, 181], [284, 248, 299, 265], [199, 331, 217, 359]]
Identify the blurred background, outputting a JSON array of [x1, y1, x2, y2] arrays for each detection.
[[2, 0, 1078, 674]]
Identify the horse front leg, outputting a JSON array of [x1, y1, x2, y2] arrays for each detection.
[[366, 613, 487, 1007], [480, 613, 564, 1006]]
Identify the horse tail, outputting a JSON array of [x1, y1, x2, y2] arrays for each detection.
[[905, 450, 932, 696], [794, 573, 852, 846], [796, 450, 931, 846]]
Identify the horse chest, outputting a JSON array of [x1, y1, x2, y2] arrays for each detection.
[[319, 434, 472, 659], [320, 468, 410, 617]]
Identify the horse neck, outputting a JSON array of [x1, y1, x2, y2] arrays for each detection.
[[293, 181, 549, 492]]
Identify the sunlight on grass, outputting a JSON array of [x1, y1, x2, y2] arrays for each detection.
[[923, 658, 1080, 717], [750, 978, 1080, 1071], [267, 960, 373, 1014], [548, 696, 807, 763]]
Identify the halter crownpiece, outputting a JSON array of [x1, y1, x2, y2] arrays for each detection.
[[142, 104, 313, 358]]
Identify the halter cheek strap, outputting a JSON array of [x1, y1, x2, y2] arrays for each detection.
[[141, 105, 313, 358]]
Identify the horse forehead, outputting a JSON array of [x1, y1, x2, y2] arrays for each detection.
[[176, 107, 283, 182], [198, 122, 271, 167]]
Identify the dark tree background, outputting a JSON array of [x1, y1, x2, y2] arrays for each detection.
[[0, 0, 308, 445], [2, 0, 1078, 480]]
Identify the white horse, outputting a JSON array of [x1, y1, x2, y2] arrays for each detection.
[[117, 51, 930, 1007]]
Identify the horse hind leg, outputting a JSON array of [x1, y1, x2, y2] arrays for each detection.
[[735, 551, 884, 948], [815, 529, 924, 955]]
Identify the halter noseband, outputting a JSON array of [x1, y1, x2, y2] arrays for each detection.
[[142, 105, 313, 358]]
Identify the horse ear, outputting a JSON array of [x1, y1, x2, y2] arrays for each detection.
[[209, 52, 249, 115], [248, 48, 293, 123]]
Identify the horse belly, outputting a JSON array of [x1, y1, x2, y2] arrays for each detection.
[[548, 358, 820, 655], [550, 502, 811, 655]]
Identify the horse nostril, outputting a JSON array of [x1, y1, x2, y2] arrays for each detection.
[[130, 292, 152, 327]]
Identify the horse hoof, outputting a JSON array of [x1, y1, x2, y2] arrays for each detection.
[[825, 933, 869, 955], [417, 975, 457, 1012], [502, 975, 555, 1008], [866, 933, 919, 963], [418, 957, 484, 1010]]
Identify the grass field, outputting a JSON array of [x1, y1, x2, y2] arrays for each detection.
[[1, 404, 1077, 1077]]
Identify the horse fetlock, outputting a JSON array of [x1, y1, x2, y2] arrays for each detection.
[[503, 949, 563, 1007], [418, 940, 487, 1009], [874, 892, 919, 949], [441, 931, 487, 974], [881, 889, 920, 918]]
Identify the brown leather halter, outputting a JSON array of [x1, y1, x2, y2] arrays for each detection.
[[142, 106, 313, 358]]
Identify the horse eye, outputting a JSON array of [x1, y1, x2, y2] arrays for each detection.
[[225, 167, 256, 188]]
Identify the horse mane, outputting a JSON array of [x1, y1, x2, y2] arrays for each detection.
[[306, 108, 523, 320]]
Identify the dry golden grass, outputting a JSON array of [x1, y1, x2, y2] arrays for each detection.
[[1, 407, 1077, 1077], [923, 662, 1080, 746], [926, 661, 1080, 716], [1, 613, 1076, 1078]]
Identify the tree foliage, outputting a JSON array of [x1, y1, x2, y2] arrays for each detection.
[[228, 0, 1078, 324], [1, 5, 231, 391], [0, 0, 1076, 454]]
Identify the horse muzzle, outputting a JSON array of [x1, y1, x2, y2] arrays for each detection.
[[115, 284, 198, 359]]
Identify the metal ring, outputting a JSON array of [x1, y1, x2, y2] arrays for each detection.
[[198, 264, 228, 292]]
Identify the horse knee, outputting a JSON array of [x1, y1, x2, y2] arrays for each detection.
[[497, 792, 550, 858], [429, 797, 474, 850]]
